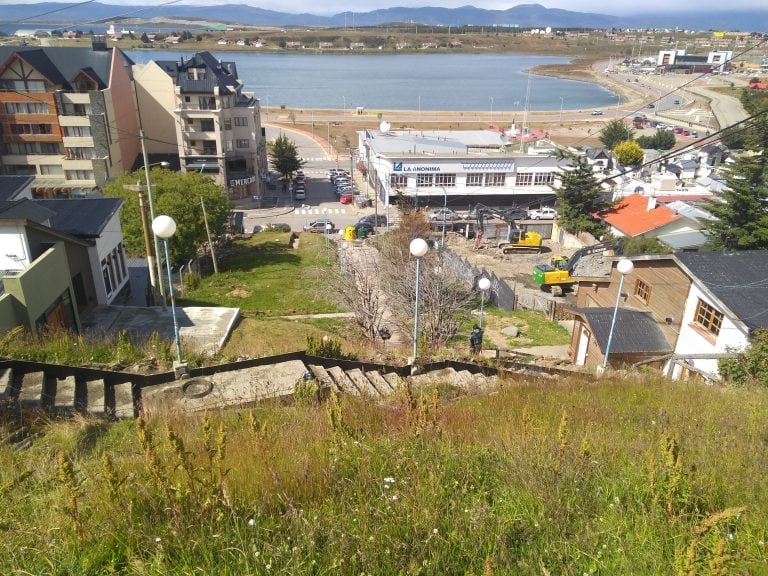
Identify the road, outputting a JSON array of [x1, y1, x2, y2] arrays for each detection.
[[235, 124, 380, 234]]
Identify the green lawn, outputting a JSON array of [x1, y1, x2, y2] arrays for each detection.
[[484, 307, 572, 348], [180, 231, 342, 316]]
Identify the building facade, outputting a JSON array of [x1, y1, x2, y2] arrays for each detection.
[[0, 39, 140, 198], [134, 51, 268, 200]]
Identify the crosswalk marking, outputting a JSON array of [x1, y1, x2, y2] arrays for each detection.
[[296, 208, 347, 215]]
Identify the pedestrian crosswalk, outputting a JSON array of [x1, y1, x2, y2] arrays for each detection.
[[296, 207, 347, 215]]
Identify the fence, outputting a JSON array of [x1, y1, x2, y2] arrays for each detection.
[[440, 248, 570, 320]]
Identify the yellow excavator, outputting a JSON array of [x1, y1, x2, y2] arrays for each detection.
[[533, 239, 623, 296], [474, 204, 542, 254]]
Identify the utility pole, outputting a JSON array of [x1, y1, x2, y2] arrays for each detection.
[[140, 129, 165, 306], [200, 197, 219, 274], [137, 190, 156, 303]]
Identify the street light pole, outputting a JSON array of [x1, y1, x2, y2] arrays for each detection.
[[409, 238, 429, 367], [601, 258, 635, 372], [440, 185, 448, 249], [478, 277, 491, 329], [152, 215, 185, 375]]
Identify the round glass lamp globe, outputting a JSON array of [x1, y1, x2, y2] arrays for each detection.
[[409, 238, 429, 258], [152, 215, 177, 239], [616, 259, 634, 275], [478, 277, 491, 291]]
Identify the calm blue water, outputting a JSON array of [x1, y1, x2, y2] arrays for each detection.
[[128, 50, 617, 111]]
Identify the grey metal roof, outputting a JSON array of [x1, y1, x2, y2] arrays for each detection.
[[0, 45, 129, 90], [171, 51, 239, 95], [34, 198, 123, 238], [675, 251, 768, 332], [657, 230, 709, 249], [0, 199, 55, 224], [572, 307, 672, 354], [0, 176, 33, 201]]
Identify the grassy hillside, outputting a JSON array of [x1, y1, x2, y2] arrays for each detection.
[[2, 374, 766, 574]]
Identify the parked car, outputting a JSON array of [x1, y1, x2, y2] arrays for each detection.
[[303, 219, 335, 233], [528, 207, 558, 220], [591, 109, 604, 116], [358, 214, 388, 227], [429, 208, 461, 221], [294, 189, 306, 201], [647, 103, 655, 108], [340, 193, 354, 204]]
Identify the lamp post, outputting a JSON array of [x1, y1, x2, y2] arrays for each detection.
[[409, 238, 429, 366], [151, 215, 184, 370], [478, 277, 491, 329], [439, 185, 449, 249], [140, 130, 168, 307], [601, 258, 635, 371]]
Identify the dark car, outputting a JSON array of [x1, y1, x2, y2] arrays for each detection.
[[303, 219, 335, 233], [358, 214, 388, 227]]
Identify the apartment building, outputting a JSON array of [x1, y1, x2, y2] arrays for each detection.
[[0, 38, 140, 198], [133, 51, 267, 200]]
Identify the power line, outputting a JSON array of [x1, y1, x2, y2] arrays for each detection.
[[10, 0, 97, 24]]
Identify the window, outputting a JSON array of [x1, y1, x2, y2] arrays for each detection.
[[694, 299, 723, 336], [65, 170, 94, 180], [198, 97, 216, 110], [516, 172, 533, 186], [184, 96, 191, 103], [633, 278, 651, 304], [4, 142, 37, 154], [102, 258, 112, 295], [41, 143, 60, 154], [0, 79, 45, 92], [466, 173, 483, 186], [224, 140, 233, 152], [435, 173, 456, 187], [66, 147, 94, 160], [40, 164, 64, 175], [200, 119, 215, 131], [187, 117, 194, 125], [202, 140, 217, 155], [5, 165, 36, 175], [416, 173, 434, 187], [485, 173, 506, 187], [62, 103, 90, 116], [4, 102, 49, 114], [222, 118, 232, 130], [236, 139, 249, 148], [390, 174, 407, 188], [64, 126, 91, 137], [534, 172, 555, 185], [234, 116, 248, 127], [10, 123, 52, 135]]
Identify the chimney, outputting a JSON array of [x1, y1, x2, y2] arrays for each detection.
[[647, 194, 657, 211], [91, 35, 108, 51]]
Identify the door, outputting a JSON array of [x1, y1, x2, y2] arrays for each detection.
[[576, 325, 590, 365]]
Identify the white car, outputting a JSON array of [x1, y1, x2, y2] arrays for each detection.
[[528, 207, 558, 220]]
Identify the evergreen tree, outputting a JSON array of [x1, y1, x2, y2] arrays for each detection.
[[636, 129, 676, 151], [551, 154, 608, 236], [268, 134, 304, 182], [599, 119, 635, 149], [140, 32, 150, 44]]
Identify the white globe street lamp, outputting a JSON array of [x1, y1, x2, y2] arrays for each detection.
[[409, 237, 429, 365], [478, 277, 491, 329], [152, 215, 184, 368], [601, 258, 635, 371]]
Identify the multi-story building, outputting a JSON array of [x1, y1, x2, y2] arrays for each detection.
[[133, 51, 267, 200], [0, 38, 140, 198]]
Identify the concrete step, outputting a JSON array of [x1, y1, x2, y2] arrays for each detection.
[[366, 370, 394, 395], [345, 368, 381, 398], [326, 366, 358, 395], [453, 370, 476, 389], [17, 371, 45, 408], [112, 382, 135, 419], [382, 372, 403, 391], [53, 376, 77, 414], [0, 368, 12, 401], [86, 379, 106, 417], [308, 364, 336, 391]]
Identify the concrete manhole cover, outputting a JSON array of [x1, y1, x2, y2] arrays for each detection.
[[182, 378, 214, 399]]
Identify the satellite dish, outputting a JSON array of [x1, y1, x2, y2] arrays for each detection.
[[379, 120, 390, 133]]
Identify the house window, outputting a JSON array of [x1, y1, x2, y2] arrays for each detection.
[[64, 126, 91, 137], [10, 123, 52, 135], [516, 172, 533, 186], [466, 173, 483, 186], [633, 278, 651, 304], [101, 258, 113, 295], [485, 173, 506, 187], [187, 118, 194, 125], [534, 172, 555, 185], [694, 299, 723, 336], [234, 116, 248, 127], [200, 119, 215, 131], [4, 102, 49, 114], [65, 170, 94, 180], [236, 139, 249, 148], [66, 147, 95, 160], [223, 118, 232, 130], [390, 174, 407, 188], [40, 164, 64, 175], [41, 143, 60, 154], [435, 173, 456, 187], [416, 173, 434, 187]]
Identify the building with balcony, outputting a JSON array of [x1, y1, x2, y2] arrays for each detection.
[[0, 38, 141, 198], [133, 51, 267, 200]]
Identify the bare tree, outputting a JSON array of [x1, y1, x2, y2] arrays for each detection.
[[333, 245, 387, 341]]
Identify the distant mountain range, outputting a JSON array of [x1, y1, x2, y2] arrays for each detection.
[[3, 2, 767, 32]]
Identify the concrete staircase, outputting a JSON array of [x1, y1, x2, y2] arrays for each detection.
[[0, 367, 135, 419]]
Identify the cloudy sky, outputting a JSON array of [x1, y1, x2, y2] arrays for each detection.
[[2, 0, 766, 15]]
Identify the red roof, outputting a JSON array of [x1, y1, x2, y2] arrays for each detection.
[[597, 194, 683, 237]]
